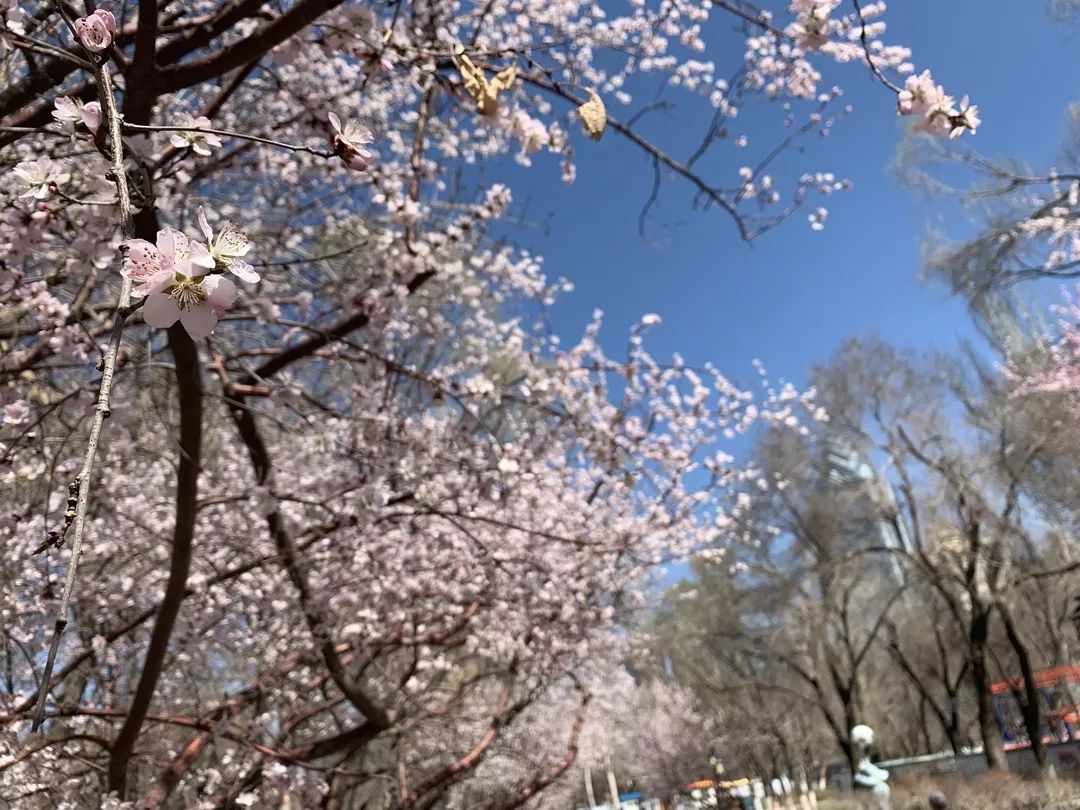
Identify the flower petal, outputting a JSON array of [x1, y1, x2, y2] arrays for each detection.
[[345, 150, 369, 172], [156, 228, 190, 262], [143, 268, 176, 296], [180, 304, 218, 339], [217, 224, 251, 258], [190, 240, 215, 270], [81, 102, 101, 134], [227, 259, 260, 284], [142, 293, 181, 328], [203, 275, 238, 309], [93, 9, 116, 34], [122, 239, 163, 280], [196, 206, 214, 244]]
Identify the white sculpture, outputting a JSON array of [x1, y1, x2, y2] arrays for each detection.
[[850, 724, 890, 810]]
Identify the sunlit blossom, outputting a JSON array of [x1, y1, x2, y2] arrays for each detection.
[[8, 156, 69, 199], [328, 112, 374, 171], [196, 206, 259, 283], [169, 116, 222, 156], [52, 96, 101, 134]]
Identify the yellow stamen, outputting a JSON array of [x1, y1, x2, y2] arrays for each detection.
[[167, 277, 207, 311]]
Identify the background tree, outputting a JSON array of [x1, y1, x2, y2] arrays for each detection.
[[0, 0, 982, 805]]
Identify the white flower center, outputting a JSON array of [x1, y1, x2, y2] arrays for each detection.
[[168, 276, 208, 310]]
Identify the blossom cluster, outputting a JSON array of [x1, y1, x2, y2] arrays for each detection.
[[897, 69, 980, 138], [121, 209, 258, 339]]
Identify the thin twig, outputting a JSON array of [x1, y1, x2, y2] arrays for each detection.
[[711, 0, 792, 40], [31, 59, 136, 732], [0, 125, 73, 135], [121, 121, 335, 159], [6, 30, 95, 69], [851, 0, 902, 94]]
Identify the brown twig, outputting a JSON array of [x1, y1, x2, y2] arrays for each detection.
[[31, 57, 136, 733], [851, 0, 902, 94]]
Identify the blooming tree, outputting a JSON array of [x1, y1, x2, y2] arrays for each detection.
[[453, 673, 723, 808], [0, 0, 974, 805]]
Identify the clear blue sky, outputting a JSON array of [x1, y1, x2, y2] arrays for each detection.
[[491, 2, 1080, 391]]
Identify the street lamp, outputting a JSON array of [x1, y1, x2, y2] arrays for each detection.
[[707, 754, 724, 809], [708, 754, 724, 777]]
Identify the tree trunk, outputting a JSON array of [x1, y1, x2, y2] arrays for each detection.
[[946, 687, 965, 755], [971, 609, 1008, 771], [999, 603, 1056, 780], [606, 757, 620, 809], [886, 634, 964, 755], [917, 693, 933, 754]]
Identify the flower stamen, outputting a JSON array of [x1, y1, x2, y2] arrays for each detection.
[[167, 276, 209, 311]]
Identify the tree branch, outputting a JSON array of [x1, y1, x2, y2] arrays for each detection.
[[227, 395, 392, 731], [106, 324, 204, 797], [30, 58, 136, 733]]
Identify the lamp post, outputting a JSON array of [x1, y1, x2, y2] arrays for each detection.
[[708, 754, 724, 809], [708, 755, 724, 777]]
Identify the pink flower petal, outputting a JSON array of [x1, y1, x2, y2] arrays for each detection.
[[203, 275, 238, 309], [92, 9, 116, 34], [156, 228, 190, 262], [227, 259, 260, 284], [82, 102, 101, 134], [143, 268, 176, 296], [345, 151, 369, 172], [142, 293, 181, 328], [180, 304, 217, 339], [196, 206, 214, 244], [122, 239, 163, 280], [190, 240, 215, 270]]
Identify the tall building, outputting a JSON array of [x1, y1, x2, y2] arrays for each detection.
[[821, 435, 912, 584]]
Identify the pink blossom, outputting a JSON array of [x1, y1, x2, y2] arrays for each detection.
[[122, 227, 241, 338], [73, 9, 115, 53], [82, 101, 102, 134], [122, 228, 212, 296], [9, 156, 69, 199], [0, 0, 999, 799], [196, 206, 260, 283], [897, 70, 978, 138], [51, 96, 101, 134], [789, 0, 838, 50], [169, 116, 222, 156], [896, 70, 945, 117], [142, 274, 237, 339], [328, 112, 374, 171], [2, 400, 29, 425]]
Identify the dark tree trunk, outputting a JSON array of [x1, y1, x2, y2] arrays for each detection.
[[1000, 604, 1056, 780], [971, 609, 1008, 771], [946, 679, 966, 755]]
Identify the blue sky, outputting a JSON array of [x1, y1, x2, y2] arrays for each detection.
[[493, 2, 1080, 392]]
